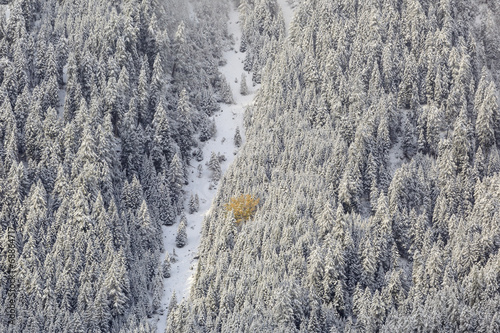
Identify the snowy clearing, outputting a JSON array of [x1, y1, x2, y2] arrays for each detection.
[[277, 0, 295, 32], [153, 3, 258, 332], [0, 5, 9, 21]]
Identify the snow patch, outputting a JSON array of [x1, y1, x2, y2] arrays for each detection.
[[57, 89, 66, 119], [388, 140, 404, 176], [277, 0, 295, 33], [62, 63, 68, 84], [187, 2, 198, 23], [1, 5, 10, 21]]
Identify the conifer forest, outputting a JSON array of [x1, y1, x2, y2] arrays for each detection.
[[1, 0, 500, 332]]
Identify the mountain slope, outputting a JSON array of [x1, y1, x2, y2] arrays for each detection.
[[167, 0, 500, 332], [153, 3, 259, 332], [0, 0, 231, 332]]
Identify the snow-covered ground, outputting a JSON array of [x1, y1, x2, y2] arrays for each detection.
[[388, 139, 404, 176], [153, 3, 258, 332], [277, 0, 295, 32], [0, 4, 10, 21], [58, 89, 66, 118]]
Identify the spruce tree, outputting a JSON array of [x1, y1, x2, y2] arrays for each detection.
[[176, 217, 187, 248], [163, 251, 172, 278], [477, 82, 498, 150], [188, 194, 199, 214], [207, 151, 222, 182], [234, 127, 242, 148], [240, 73, 248, 96], [169, 153, 185, 206], [152, 102, 174, 171], [219, 75, 234, 104], [104, 249, 130, 317], [158, 181, 175, 226], [176, 89, 195, 155]]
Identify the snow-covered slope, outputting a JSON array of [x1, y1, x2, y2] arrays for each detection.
[[153, 3, 258, 332]]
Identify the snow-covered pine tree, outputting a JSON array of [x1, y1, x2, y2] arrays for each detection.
[[189, 194, 199, 214], [197, 164, 203, 178], [477, 82, 498, 150], [176, 216, 187, 248], [163, 251, 172, 278], [207, 151, 222, 182], [234, 127, 242, 148], [157, 180, 175, 226], [176, 89, 195, 155], [219, 75, 234, 104], [169, 153, 185, 206], [240, 73, 248, 95]]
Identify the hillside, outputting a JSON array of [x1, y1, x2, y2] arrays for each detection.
[[1, 0, 500, 332], [166, 0, 500, 332], [0, 0, 232, 332]]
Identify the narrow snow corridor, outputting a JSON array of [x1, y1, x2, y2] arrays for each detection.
[[277, 0, 295, 32], [153, 3, 258, 332]]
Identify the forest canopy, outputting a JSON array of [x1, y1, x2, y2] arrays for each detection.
[[166, 0, 500, 332], [0, 0, 231, 332]]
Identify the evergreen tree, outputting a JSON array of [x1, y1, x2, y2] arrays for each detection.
[[152, 268, 163, 314], [207, 151, 222, 183], [477, 82, 498, 150], [24, 102, 44, 162], [318, 201, 335, 241], [176, 217, 187, 248], [150, 53, 165, 113], [234, 127, 242, 148], [188, 194, 199, 214], [219, 75, 234, 104], [176, 89, 195, 155], [240, 73, 248, 96], [172, 21, 188, 81], [152, 102, 174, 171], [163, 251, 172, 278], [402, 117, 416, 158], [169, 153, 185, 206], [158, 180, 175, 226], [104, 249, 130, 317]]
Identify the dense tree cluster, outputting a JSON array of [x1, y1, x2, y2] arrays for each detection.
[[237, 0, 286, 84], [0, 0, 231, 331], [167, 0, 500, 332]]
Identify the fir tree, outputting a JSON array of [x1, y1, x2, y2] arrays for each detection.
[[219, 75, 234, 104], [207, 151, 222, 182], [477, 82, 498, 150], [176, 89, 195, 155], [176, 217, 187, 248], [163, 251, 172, 278], [188, 194, 199, 214], [240, 73, 248, 95], [169, 153, 185, 206], [158, 180, 175, 226], [104, 249, 130, 317], [234, 127, 242, 148]]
